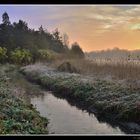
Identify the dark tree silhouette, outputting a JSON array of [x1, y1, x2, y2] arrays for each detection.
[[13, 20, 28, 31], [38, 25, 45, 34], [63, 33, 69, 47], [71, 42, 85, 58], [2, 12, 11, 25], [0, 12, 69, 53], [0, 12, 84, 63]]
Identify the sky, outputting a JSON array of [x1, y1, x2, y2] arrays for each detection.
[[0, 5, 140, 52]]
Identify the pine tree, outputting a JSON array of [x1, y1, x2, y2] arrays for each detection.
[[2, 12, 11, 25]]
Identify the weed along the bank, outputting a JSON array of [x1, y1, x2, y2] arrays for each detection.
[[0, 65, 48, 134]]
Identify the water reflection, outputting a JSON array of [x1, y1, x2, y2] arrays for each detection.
[[30, 91, 126, 134]]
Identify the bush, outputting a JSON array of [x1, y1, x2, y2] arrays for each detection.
[[10, 48, 32, 65], [0, 47, 7, 63], [57, 61, 80, 73], [71, 42, 85, 59], [38, 49, 55, 62]]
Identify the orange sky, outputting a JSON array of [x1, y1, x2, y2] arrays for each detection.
[[2, 5, 140, 52], [54, 5, 140, 52]]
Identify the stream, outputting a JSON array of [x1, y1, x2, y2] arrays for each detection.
[[30, 91, 125, 135]]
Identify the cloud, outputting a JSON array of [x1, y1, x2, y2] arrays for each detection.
[[131, 23, 140, 30], [1, 5, 140, 51]]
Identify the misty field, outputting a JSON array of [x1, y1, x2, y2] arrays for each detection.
[[50, 58, 140, 82]]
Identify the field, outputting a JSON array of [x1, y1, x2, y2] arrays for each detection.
[[51, 58, 140, 80]]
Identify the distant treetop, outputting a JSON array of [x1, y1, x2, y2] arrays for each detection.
[[2, 12, 11, 25]]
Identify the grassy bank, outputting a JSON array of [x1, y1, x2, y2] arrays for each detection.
[[0, 64, 48, 134], [21, 63, 140, 126]]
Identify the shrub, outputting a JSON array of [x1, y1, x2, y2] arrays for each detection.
[[38, 49, 55, 62], [57, 61, 80, 73], [0, 47, 7, 63], [71, 42, 85, 59], [10, 48, 32, 65]]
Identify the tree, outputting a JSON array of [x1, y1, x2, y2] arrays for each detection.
[[53, 28, 62, 41], [0, 12, 14, 51], [0, 12, 70, 62], [71, 42, 85, 58], [38, 25, 45, 34], [52, 28, 67, 53], [2, 12, 11, 25], [62, 33, 69, 47], [13, 20, 28, 31]]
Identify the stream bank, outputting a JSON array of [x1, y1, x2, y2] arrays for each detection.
[[21, 63, 140, 134], [0, 64, 48, 134]]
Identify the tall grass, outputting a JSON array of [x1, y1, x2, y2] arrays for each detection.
[[51, 58, 140, 81]]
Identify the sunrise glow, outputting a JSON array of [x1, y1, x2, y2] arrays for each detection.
[[1, 5, 140, 52]]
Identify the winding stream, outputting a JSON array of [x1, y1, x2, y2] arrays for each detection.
[[30, 91, 125, 134]]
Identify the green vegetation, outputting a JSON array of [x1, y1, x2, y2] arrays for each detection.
[[0, 47, 7, 63], [38, 49, 56, 62], [10, 48, 33, 65], [0, 64, 48, 134], [21, 64, 140, 124], [0, 12, 85, 65]]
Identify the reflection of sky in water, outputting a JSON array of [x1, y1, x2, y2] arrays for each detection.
[[31, 92, 125, 134]]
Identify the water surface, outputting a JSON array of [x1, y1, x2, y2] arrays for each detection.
[[31, 91, 125, 134]]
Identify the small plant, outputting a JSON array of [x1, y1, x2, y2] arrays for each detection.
[[0, 47, 7, 63], [38, 49, 55, 62], [10, 48, 32, 65], [0, 65, 48, 134]]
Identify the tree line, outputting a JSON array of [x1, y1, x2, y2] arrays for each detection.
[[0, 12, 85, 64]]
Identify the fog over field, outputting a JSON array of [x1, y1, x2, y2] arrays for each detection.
[[86, 47, 140, 60]]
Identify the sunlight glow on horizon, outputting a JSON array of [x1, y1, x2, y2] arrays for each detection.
[[1, 5, 140, 52]]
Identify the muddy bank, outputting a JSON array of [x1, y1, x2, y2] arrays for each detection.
[[21, 63, 140, 134]]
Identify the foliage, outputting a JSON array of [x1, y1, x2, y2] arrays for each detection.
[[0, 12, 69, 56], [0, 12, 85, 63], [62, 33, 69, 47], [10, 48, 32, 65], [13, 20, 28, 31], [2, 12, 11, 25], [0, 47, 7, 63], [71, 42, 85, 59], [0, 65, 48, 134], [38, 49, 55, 62]]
